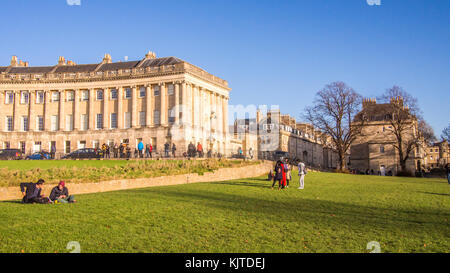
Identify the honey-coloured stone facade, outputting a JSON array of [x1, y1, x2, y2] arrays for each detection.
[[0, 52, 231, 157]]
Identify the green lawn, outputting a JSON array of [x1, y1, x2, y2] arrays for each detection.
[[0, 172, 448, 253], [0, 159, 256, 187]]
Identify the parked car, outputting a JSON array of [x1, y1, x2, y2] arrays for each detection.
[[26, 151, 51, 160], [272, 150, 290, 161], [0, 149, 23, 160], [62, 148, 102, 159], [231, 154, 246, 159]]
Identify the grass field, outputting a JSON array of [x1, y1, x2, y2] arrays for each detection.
[[0, 159, 257, 187], [0, 172, 449, 253]]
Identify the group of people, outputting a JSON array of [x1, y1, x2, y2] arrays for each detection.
[[268, 158, 307, 190], [20, 179, 76, 204], [98, 141, 179, 159], [187, 142, 204, 158]]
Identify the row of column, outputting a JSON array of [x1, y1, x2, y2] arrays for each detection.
[[1, 82, 229, 137]]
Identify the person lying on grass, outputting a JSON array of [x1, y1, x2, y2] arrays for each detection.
[[20, 179, 51, 204], [49, 181, 76, 203]]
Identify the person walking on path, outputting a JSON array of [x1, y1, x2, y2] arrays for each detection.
[[138, 141, 144, 158], [172, 143, 177, 158], [164, 142, 170, 158], [197, 142, 203, 158], [298, 160, 307, 190]]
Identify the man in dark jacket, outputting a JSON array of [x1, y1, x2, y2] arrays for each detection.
[[20, 179, 50, 204], [49, 181, 76, 203]]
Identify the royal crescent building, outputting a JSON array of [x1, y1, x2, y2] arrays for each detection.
[[0, 52, 231, 157]]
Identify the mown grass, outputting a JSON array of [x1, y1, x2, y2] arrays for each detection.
[[0, 159, 258, 187], [0, 172, 448, 253]]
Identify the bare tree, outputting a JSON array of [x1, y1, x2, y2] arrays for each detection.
[[418, 119, 436, 145], [377, 86, 424, 173], [305, 82, 363, 170], [442, 124, 450, 141]]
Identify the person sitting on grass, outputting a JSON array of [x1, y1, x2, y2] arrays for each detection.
[[20, 179, 51, 204], [49, 181, 76, 203]]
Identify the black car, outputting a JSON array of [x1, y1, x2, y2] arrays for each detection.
[[272, 150, 290, 161], [0, 149, 23, 160], [62, 148, 102, 159]]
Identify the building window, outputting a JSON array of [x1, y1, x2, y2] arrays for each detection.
[[154, 86, 160, 96], [36, 91, 44, 104], [139, 111, 146, 126], [380, 145, 385, 153], [51, 115, 59, 131], [78, 140, 86, 149], [52, 92, 60, 102], [4, 141, 10, 149], [22, 116, 29, 131], [97, 90, 104, 100], [20, 91, 29, 104], [96, 114, 103, 129], [65, 141, 71, 154], [81, 114, 88, 131], [110, 113, 118, 129], [36, 116, 44, 131], [81, 90, 89, 101], [139, 86, 146, 98], [20, 141, 26, 154], [67, 91, 75, 102], [33, 141, 42, 153], [66, 115, 73, 131], [124, 112, 131, 128], [125, 88, 132, 99], [5, 116, 13, 132], [153, 110, 160, 124], [168, 84, 174, 95], [168, 109, 175, 123], [5, 92, 14, 104], [111, 89, 118, 100]]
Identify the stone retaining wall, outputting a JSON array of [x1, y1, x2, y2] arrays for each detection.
[[0, 161, 273, 201]]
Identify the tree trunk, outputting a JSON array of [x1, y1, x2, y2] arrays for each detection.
[[338, 152, 346, 170]]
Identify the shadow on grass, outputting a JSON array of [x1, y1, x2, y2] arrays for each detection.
[[123, 180, 449, 235], [419, 192, 450, 197]]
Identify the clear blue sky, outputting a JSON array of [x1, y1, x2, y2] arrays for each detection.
[[1, 0, 449, 135]]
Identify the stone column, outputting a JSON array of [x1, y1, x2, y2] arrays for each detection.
[[29, 91, 36, 131], [160, 83, 167, 126], [215, 93, 220, 137], [73, 89, 80, 130], [117, 87, 123, 129], [103, 88, 109, 129], [89, 88, 95, 129], [131, 86, 138, 128], [146, 85, 153, 127], [191, 84, 196, 128], [181, 81, 187, 125], [44, 91, 51, 131], [174, 82, 180, 124], [59, 90, 65, 131], [13, 91, 20, 131], [198, 87, 204, 144]]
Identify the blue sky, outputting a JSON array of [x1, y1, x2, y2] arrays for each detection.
[[0, 0, 449, 135]]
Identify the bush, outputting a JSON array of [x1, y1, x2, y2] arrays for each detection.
[[0, 159, 259, 187]]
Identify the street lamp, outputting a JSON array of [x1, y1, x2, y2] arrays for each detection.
[[209, 111, 216, 156]]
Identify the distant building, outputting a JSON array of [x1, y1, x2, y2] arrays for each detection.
[[230, 109, 339, 168], [350, 97, 425, 175], [424, 140, 449, 169]]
